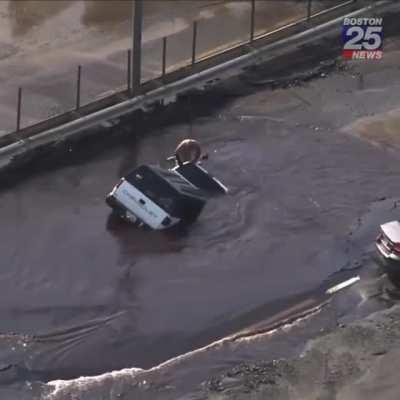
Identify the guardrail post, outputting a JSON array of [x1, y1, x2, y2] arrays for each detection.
[[250, 0, 255, 42], [191, 20, 197, 65], [162, 36, 167, 79], [76, 65, 81, 110], [127, 49, 132, 95], [131, 0, 143, 95], [16, 87, 22, 132], [307, 0, 312, 21]]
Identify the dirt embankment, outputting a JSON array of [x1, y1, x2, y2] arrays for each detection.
[[200, 304, 400, 400]]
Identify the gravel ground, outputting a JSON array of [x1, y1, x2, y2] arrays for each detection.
[[200, 304, 400, 400]]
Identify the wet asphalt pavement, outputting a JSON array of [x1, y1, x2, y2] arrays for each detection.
[[0, 8, 400, 399]]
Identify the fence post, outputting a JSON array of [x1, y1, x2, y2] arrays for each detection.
[[307, 0, 312, 21], [76, 65, 81, 110], [162, 36, 167, 79], [131, 0, 143, 95], [127, 49, 132, 95], [16, 87, 22, 132], [191, 20, 197, 65], [250, 0, 255, 42]]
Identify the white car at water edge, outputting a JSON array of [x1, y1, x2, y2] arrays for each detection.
[[376, 221, 400, 261]]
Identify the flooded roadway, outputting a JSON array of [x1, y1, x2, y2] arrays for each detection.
[[0, 9, 400, 399], [2, 33, 400, 387], [2, 119, 349, 377]]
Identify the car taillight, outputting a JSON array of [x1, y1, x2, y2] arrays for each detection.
[[161, 216, 171, 226], [393, 243, 400, 253]]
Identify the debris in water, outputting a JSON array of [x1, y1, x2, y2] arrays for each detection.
[[326, 276, 360, 295], [309, 197, 320, 208], [101, 121, 113, 128]]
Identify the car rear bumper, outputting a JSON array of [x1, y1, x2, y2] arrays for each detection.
[[106, 192, 178, 229], [376, 240, 400, 261], [106, 193, 138, 222]]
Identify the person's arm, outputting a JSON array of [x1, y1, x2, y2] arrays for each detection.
[[192, 145, 201, 163], [174, 142, 184, 166], [175, 152, 183, 166]]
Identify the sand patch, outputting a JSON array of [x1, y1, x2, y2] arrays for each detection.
[[343, 108, 400, 150]]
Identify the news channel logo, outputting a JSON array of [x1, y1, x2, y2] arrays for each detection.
[[342, 17, 383, 60]]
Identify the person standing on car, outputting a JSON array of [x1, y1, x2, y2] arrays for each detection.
[[174, 138, 207, 166]]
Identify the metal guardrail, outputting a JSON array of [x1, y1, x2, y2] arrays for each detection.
[[5, 0, 357, 147]]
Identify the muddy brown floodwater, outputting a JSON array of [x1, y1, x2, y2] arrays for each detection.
[[1, 37, 400, 382], [0, 6, 400, 400]]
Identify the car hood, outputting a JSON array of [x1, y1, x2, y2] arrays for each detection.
[[381, 221, 400, 243]]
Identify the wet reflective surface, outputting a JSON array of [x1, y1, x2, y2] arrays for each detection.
[[2, 63, 400, 382], [0, 4, 399, 399]]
